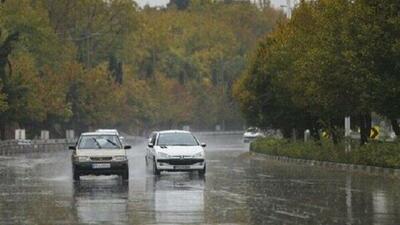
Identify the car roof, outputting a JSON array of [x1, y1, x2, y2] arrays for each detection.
[[157, 130, 191, 134], [95, 129, 119, 133], [81, 132, 119, 136]]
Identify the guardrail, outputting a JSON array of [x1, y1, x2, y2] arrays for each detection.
[[0, 139, 76, 155]]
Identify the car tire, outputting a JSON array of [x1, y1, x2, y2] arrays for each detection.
[[73, 168, 80, 181], [153, 159, 160, 175], [199, 164, 206, 176], [121, 168, 129, 180]]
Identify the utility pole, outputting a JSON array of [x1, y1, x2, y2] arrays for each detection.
[[280, 0, 297, 18], [286, 0, 292, 18]]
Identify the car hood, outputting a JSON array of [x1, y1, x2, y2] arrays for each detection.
[[155, 145, 204, 156], [76, 149, 126, 157]]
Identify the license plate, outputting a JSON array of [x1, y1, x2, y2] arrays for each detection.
[[174, 165, 190, 170], [92, 163, 111, 169]]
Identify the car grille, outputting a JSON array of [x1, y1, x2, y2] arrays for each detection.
[[157, 158, 204, 165], [90, 157, 112, 161]]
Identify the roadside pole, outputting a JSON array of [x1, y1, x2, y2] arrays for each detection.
[[304, 129, 310, 142], [345, 117, 351, 152]]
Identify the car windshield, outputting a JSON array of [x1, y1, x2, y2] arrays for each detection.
[[78, 135, 122, 149], [246, 127, 259, 133], [157, 133, 198, 146]]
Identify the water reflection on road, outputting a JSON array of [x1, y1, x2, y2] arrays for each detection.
[[0, 134, 400, 224], [151, 174, 205, 224], [73, 179, 129, 225]]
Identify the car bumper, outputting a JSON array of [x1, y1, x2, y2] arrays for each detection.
[[243, 136, 260, 142], [156, 158, 205, 171], [73, 160, 128, 175]]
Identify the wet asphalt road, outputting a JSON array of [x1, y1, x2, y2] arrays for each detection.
[[0, 134, 400, 225]]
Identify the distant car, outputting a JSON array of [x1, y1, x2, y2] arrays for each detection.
[[70, 132, 131, 181], [145, 130, 206, 176], [95, 129, 119, 135], [243, 127, 265, 143]]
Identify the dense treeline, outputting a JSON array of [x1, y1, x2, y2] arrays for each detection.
[[0, 0, 282, 138], [234, 0, 400, 144]]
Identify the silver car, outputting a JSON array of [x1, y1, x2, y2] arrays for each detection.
[[70, 132, 131, 181]]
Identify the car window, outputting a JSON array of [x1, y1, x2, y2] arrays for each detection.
[[247, 127, 259, 133], [78, 135, 122, 149], [157, 133, 199, 146]]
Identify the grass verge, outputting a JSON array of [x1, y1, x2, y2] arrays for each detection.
[[250, 138, 400, 169]]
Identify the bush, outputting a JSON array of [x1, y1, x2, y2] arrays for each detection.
[[350, 141, 400, 168], [251, 138, 400, 168]]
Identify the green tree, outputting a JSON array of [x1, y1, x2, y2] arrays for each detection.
[[358, 0, 400, 136], [0, 0, 74, 138]]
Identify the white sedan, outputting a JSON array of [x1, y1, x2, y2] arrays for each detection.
[[145, 130, 206, 176], [243, 127, 265, 142]]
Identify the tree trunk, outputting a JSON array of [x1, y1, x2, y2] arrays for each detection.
[[391, 119, 400, 136], [330, 125, 339, 145], [0, 122, 6, 140], [311, 126, 320, 141], [282, 128, 292, 139], [291, 128, 297, 142], [365, 113, 372, 138], [359, 113, 370, 145], [308, 118, 320, 141]]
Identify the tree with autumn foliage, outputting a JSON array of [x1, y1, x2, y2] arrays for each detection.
[[234, 0, 400, 144], [0, 0, 283, 138]]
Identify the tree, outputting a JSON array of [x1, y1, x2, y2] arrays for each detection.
[[64, 63, 123, 132], [0, 0, 75, 138], [0, 0, 282, 136], [233, 36, 311, 138], [234, 0, 398, 144], [42, 0, 139, 68], [108, 54, 123, 84], [358, 0, 400, 136]]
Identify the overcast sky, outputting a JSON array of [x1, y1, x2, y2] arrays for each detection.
[[136, 0, 288, 9]]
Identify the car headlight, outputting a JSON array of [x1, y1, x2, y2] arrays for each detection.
[[77, 156, 89, 162], [193, 152, 204, 158], [158, 152, 169, 159], [113, 156, 127, 161]]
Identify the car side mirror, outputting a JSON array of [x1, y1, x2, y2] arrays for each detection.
[[69, 146, 76, 150], [124, 145, 131, 150], [201, 143, 206, 147], [148, 143, 154, 148]]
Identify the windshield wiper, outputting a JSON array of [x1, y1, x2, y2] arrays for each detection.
[[106, 139, 119, 148], [92, 138, 102, 149]]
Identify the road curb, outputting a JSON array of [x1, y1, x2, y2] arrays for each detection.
[[250, 152, 400, 177]]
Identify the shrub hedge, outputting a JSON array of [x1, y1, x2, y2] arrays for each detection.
[[250, 138, 400, 169]]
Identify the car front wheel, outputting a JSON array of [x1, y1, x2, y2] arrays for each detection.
[[121, 168, 129, 180], [153, 159, 160, 175], [73, 168, 80, 181], [199, 164, 206, 176]]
